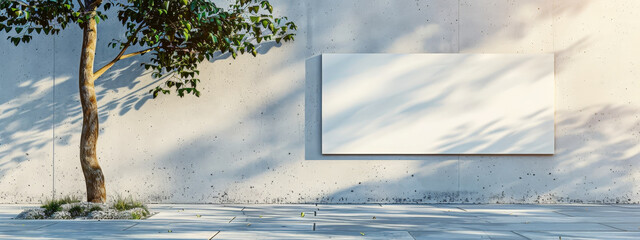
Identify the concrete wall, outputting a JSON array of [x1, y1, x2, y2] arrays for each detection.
[[1, 0, 640, 203]]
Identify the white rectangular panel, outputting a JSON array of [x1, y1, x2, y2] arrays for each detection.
[[321, 53, 554, 154]]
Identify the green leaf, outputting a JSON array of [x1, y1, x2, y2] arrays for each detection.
[[183, 29, 190, 41], [210, 33, 218, 43]]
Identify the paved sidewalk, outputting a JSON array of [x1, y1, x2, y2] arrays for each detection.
[[1, 204, 640, 239]]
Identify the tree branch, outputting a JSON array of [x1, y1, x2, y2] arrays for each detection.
[[120, 47, 156, 60], [76, 0, 85, 10], [86, 0, 102, 10], [92, 23, 147, 81], [92, 47, 156, 81]]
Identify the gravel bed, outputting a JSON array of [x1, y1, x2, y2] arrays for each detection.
[[15, 202, 152, 220]]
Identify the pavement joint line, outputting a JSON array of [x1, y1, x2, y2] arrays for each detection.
[[228, 216, 236, 223], [208, 230, 220, 239], [598, 223, 627, 231], [121, 223, 139, 231], [407, 231, 417, 240], [33, 222, 57, 230], [553, 211, 574, 217], [511, 231, 533, 240]]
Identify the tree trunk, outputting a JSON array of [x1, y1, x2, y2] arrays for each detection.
[[78, 13, 106, 203]]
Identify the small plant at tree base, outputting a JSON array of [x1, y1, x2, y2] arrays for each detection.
[[0, 0, 297, 203], [112, 196, 143, 210], [68, 205, 85, 218], [41, 196, 81, 217], [41, 201, 62, 217], [131, 212, 142, 220], [112, 196, 150, 216], [57, 195, 82, 205], [89, 206, 103, 212]]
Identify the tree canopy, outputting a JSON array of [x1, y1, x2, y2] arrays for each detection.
[[0, 0, 297, 97]]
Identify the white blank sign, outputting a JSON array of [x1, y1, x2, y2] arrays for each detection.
[[321, 54, 554, 154]]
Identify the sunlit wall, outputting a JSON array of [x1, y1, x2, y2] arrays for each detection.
[[1, 0, 639, 203]]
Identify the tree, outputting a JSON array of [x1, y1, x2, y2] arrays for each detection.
[[0, 0, 296, 203]]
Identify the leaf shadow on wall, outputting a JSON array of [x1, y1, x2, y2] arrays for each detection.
[[303, 0, 637, 204]]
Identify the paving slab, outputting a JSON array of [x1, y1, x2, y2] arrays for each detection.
[[306, 222, 617, 232], [554, 207, 640, 218], [516, 231, 640, 240], [212, 230, 414, 239], [593, 223, 640, 231], [481, 215, 640, 224], [409, 230, 527, 240], [0, 229, 218, 239], [37, 220, 138, 231], [0, 222, 57, 232]]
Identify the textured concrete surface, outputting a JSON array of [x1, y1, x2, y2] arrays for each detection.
[[1, 0, 640, 203], [3, 204, 640, 239]]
